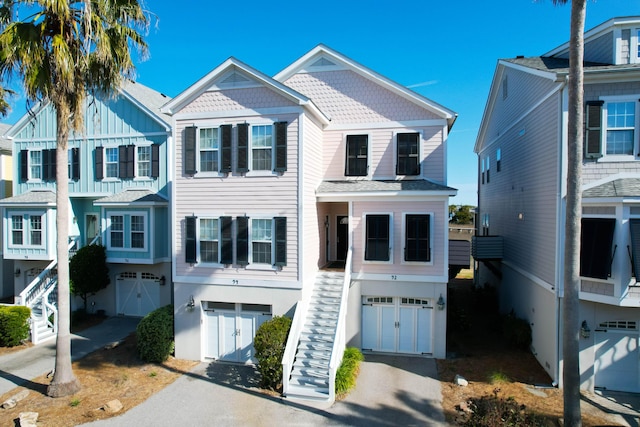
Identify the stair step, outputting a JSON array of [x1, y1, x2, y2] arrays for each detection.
[[294, 358, 330, 369], [295, 349, 331, 360], [308, 305, 339, 312], [305, 319, 337, 327], [291, 367, 330, 379], [297, 341, 333, 352], [300, 333, 334, 343], [302, 326, 336, 335], [286, 384, 330, 400]]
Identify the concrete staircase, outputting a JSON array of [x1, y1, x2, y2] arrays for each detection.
[[287, 272, 344, 400]]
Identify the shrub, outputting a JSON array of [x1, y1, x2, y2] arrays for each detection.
[[335, 347, 364, 397], [502, 310, 532, 350], [253, 316, 291, 390], [0, 305, 31, 347], [70, 244, 110, 311], [462, 392, 547, 426], [136, 305, 174, 362]]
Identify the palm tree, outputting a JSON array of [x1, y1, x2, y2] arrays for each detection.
[[552, 0, 587, 425], [0, 0, 148, 397]]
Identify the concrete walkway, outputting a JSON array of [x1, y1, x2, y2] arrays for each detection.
[[79, 354, 446, 427], [0, 316, 139, 396]]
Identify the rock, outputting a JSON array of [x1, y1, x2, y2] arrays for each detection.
[[454, 374, 469, 386], [103, 399, 123, 414], [457, 400, 473, 413], [1, 399, 16, 409], [2, 389, 29, 409], [18, 411, 38, 427]]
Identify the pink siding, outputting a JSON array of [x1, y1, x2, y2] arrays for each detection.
[[301, 116, 324, 273], [284, 70, 439, 124], [181, 87, 298, 114], [351, 200, 446, 276]]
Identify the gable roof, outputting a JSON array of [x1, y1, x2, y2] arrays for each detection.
[[6, 80, 171, 138], [161, 57, 330, 126], [275, 44, 457, 130]]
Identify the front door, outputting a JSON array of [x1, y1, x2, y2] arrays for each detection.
[[85, 213, 99, 246], [337, 216, 348, 261]]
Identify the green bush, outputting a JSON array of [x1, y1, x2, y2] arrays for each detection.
[[502, 310, 532, 350], [0, 305, 31, 347], [254, 316, 291, 390], [462, 393, 547, 426], [335, 347, 364, 397], [136, 305, 174, 362], [70, 244, 110, 311]]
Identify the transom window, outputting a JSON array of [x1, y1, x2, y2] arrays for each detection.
[[365, 214, 390, 262], [199, 218, 219, 263], [105, 147, 119, 178], [199, 128, 220, 172], [346, 135, 368, 176], [606, 102, 636, 155], [251, 125, 273, 171], [251, 218, 272, 264], [396, 133, 420, 176]]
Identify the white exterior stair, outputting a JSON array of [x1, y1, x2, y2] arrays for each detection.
[[286, 272, 344, 400]]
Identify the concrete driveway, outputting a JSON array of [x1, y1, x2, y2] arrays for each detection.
[[80, 354, 446, 426]]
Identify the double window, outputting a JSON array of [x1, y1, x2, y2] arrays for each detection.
[[585, 98, 639, 159], [184, 122, 286, 176], [345, 135, 368, 176], [363, 213, 432, 263], [95, 144, 160, 180], [185, 215, 286, 267], [20, 148, 80, 182], [10, 213, 44, 248], [107, 213, 147, 250], [396, 133, 420, 176]]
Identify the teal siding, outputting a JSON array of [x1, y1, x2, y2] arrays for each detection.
[[154, 206, 169, 259]]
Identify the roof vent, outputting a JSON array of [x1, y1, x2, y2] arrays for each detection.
[[516, 55, 524, 59]]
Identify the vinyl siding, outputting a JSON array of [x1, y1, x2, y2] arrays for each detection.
[[284, 70, 439, 124], [301, 115, 324, 275], [478, 94, 560, 286]]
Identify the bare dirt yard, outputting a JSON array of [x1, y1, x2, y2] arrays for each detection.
[[438, 272, 627, 426]]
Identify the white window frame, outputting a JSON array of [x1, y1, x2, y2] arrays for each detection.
[[247, 123, 275, 176], [393, 131, 422, 177], [362, 212, 394, 264], [8, 211, 46, 249], [104, 146, 119, 180], [600, 95, 640, 161], [106, 212, 148, 252], [249, 217, 273, 266], [345, 133, 372, 178], [29, 150, 42, 181], [197, 216, 221, 266], [401, 212, 433, 265], [135, 144, 153, 179], [197, 127, 221, 176]]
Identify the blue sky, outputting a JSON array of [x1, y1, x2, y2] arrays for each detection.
[[3, 0, 639, 205]]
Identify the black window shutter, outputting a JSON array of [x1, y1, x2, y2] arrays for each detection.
[[630, 219, 640, 279], [405, 214, 430, 262], [220, 216, 233, 264], [585, 101, 604, 159], [151, 144, 160, 178], [237, 123, 249, 173], [126, 146, 135, 178], [118, 145, 133, 179], [94, 147, 104, 180], [580, 218, 615, 279], [184, 126, 197, 175], [71, 147, 80, 181], [220, 125, 232, 173], [20, 150, 28, 182], [236, 216, 249, 266], [274, 122, 287, 172], [43, 149, 55, 181], [185, 216, 197, 264], [274, 216, 287, 266]]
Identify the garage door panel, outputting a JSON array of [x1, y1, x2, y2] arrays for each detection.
[[595, 331, 639, 393], [220, 312, 238, 361], [362, 305, 378, 350], [116, 273, 161, 317], [380, 306, 396, 352], [398, 307, 415, 353], [417, 308, 433, 354], [204, 312, 219, 359]]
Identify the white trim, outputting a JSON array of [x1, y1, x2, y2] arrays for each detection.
[[173, 276, 302, 289], [352, 272, 447, 283], [171, 106, 306, 122], [362, 212, 394, 264], [393, 130, 423, 178], [196, 216, 224, 267], [317, 192, 455, 202], [596, 96, 640, 160], [6, 210, 46, 249], [246, 122, 277, 176], [106, 211, 149, 252], [344, 132, 372, 178], [328, 119, 448, 131]]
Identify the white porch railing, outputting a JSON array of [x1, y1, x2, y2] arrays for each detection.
[[327, 247, 353, 402], [281, 294, 310, 396]]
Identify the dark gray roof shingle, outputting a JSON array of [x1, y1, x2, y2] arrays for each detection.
[[317, 179, 456, 194], [504, 56, 640, 74], [583, 178, 640, 198], [94, 189, 168, 205], [0, 190, 56, 205]]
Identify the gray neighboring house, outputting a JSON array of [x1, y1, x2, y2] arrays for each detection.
[[475, 16, 640, 393], [0, 123, 14, 300]]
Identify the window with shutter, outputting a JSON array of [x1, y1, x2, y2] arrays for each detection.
[[251, 125, 273, 171], [365, 214, 390, 261], [199, 218, 219, 263], [184, 126, 197, 175], [20, 150, 28, 182], [405, 214, 430, 262], [396, 133, 420, 175], [274, 122, 287, 172], [70, 148, 80, 181], [585, 101, 604, 159], [151, 144, 160, 178], [29, 150, 42, 180], [94, 147, 103, 180], [185, 216, 197, 264], [220, 216, 233, 264], [580, 218, 615, 279], [237, 124, 249, 173], [220, 125, 232, 173], [345, 135, 368, 176], [605, 101, 636, 155], [199, 127, 220, 173], [236, 216, 249, 265], [630, 219, 640, 279]]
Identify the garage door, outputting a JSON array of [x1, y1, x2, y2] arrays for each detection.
[[362, 296, 433, 354], [116, 272, 161, 317], [204, 302, 271, 363], [594, 320, 639, 393]]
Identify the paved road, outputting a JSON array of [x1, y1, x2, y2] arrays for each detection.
[[79, 354, 447, 427], [0, 316, 140, 396]]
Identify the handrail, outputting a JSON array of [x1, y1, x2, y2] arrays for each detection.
[[281, 297, 310, 396], [327, 247, 353, 402]]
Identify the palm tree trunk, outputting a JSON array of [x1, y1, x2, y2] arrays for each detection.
[[562, 0, 586, 425], [47, 103, 80, 397]]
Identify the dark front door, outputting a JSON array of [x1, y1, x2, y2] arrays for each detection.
[[337, 216, 348, 261]]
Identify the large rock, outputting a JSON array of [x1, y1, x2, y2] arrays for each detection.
[[103, 399, 123, 414], [454, 374, 469, 386], [18, 411, 38, 427]]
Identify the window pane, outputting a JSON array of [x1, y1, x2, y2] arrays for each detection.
[[252, 242, 271, 264], [110, 215, 124, 247], [346, 135, 368, 176], [106, 148, 119, 178], [30, 216, 42, 246], [199, 128, 219, 172], [12, 215, 23, 245], [131, 215, 145, 248], [606, 102, 635, 155], [252, 219, 272, 264], [252, 147, 272, 170], [137, 146, 151, 177], [252, 125, 273, 170], [30, 151, 42, 179], [606, 130, 634, 155]]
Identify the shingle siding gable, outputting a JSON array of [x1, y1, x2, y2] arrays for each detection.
[[180, 87, 298, 114]]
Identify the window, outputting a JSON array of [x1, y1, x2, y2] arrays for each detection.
[[481, 157, 485, 184], [606, 102, 635, 155], [199, 218, 219, 263], [105, 147, 119, 178], [30, 151, 42, 180], [108, 213, 147, 250], [485, 157, 490, 183], [346, 135, 368, 176], [251, 125, 273, 171], [497, 148, 501, 172], [251, 219, 272, 264], [9, 213, 45, 248], [396, 133, 420, 175], [404, 214, 430, 262], [630, 219, 640, 279], [580, 218, 616, 279], [199, 128, 219, 172], [365, 214, 390, 262], [137, 146, 151, 177]]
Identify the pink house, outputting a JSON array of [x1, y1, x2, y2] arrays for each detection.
[[161, 45, 457, 403]]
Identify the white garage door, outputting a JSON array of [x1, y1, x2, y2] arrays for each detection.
[[116, 272, 161, 317], [594, 320, 640, 393], [204, 302, 271, 363], [362, 296, 433, 355]]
